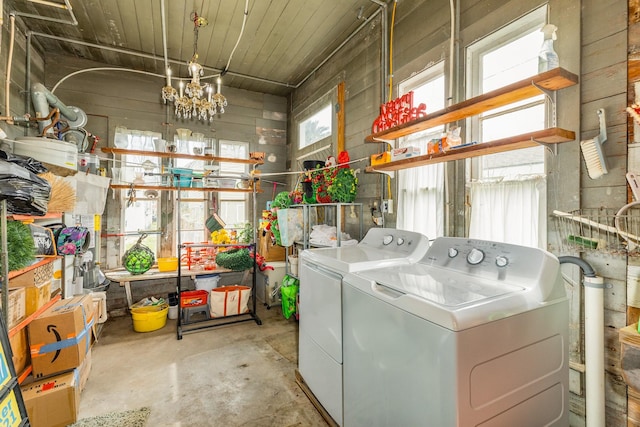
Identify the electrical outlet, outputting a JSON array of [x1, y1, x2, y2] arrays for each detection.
[[381, 199, 393, 214]]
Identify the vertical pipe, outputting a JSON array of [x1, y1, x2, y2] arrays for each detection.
[[1, 200, 8, 329], [2, 14, 15, 123], [584, 276, 605, 427]]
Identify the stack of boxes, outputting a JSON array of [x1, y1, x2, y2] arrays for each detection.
[[19, 294, 94, 427]]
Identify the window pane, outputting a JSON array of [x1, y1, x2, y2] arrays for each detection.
[[299, 104, 332, 149], [124, 200, 159, 255], [481, 30, 543, 93]]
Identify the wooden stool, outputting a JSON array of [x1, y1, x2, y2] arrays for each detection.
[[182, 304, 210, 324]]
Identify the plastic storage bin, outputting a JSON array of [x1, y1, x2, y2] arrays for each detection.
[[180, 290, 209, 307], [130, 303, 168, 332]]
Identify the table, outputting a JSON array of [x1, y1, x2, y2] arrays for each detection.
[[105, 267, 245, 307]]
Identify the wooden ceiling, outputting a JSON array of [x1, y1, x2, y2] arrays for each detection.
[[7, 0, 384, 96]]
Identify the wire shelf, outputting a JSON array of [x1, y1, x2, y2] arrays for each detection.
[[552, 207, 640, 256]]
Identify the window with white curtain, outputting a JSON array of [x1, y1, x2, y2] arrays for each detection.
[[217, 140, 249, 227], [466, 6, 548, 248], [397, 63, 446, 239], [173, 136, 207, 245]]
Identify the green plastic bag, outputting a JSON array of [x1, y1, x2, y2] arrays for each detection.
[[281, 275, 299, 320]]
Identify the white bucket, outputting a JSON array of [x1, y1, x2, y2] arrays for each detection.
[[14, 137, 78, 176], [195, 274, 221, 293], [168, 304, 178, 320], [289, 256, 299, 276]]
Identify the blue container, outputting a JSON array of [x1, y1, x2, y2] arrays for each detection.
[[171, 168, 193, 187]]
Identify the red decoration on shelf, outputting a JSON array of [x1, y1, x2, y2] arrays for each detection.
[[371, 91, 427, 134]]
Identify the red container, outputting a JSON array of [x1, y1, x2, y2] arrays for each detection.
[[180, 290, 209, 308]]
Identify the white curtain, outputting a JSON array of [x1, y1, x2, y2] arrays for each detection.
[[397, 164, 445, 240], [468, 176, 546, 248]]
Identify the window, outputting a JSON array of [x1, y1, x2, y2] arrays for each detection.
[[217, 140, 249, 227], [298, 103, 332, 149], [397, 63, 446, 238], [466, 6, 548, 248], [117, 129, 162, 255], [173, 135, 208, 245], [466, 6, 547, 180]]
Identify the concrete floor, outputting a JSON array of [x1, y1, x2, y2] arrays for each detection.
[[78, 304, 328, 426]]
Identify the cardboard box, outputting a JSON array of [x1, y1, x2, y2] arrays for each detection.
[[259, 230, 285, 261], [28, 294, 94, 379], [0, 287, 25, 329], [391, 146, 421, 161], [9, 328, 29, 376], [370, 151, 391, 166], [9, 260, 54, 288], [76, 348, 92, 392], [21, 371, 79, 427], [23, 281, 51, 317]]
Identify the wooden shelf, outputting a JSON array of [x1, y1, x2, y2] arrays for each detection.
[[8, 213, 63, 222], [101, 147, 263, 165], [367, 128, 575, 172], [109, 184, 259, 193], [365, 67, 578, 143]]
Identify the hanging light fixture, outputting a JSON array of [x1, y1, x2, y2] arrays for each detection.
[[161, 12, 227, 122]]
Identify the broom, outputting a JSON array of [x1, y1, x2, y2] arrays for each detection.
[[38, 172, 76, 213]]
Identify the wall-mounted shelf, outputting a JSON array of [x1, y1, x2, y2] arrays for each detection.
[[109, 184, 259, 193], [101, 147, 264, 165], [365, 67, 578, 143], [367, 128, 575, 172]]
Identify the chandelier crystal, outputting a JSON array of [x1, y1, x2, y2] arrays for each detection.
[[161, 13, 227, 122]]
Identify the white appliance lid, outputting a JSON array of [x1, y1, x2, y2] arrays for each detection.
[[357, 263, 524, 308], [300, 228, 430, 273]]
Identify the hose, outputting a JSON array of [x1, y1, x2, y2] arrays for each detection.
[[558, 255, 597, 277]]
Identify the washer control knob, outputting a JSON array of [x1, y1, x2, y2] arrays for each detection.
[[397, 237, 405, 245], [495, 255, 509, 267], [383, 235, 393, 245], [467, 248, 485, 265], [448, 248, 459, 258]]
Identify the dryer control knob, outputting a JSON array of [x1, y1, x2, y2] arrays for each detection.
[[397, 237, 405, 245], [467, 248, 485, 265], [448, 248, 458, 258], [495, 255, 509, 267], [383, 235, 393, 245]]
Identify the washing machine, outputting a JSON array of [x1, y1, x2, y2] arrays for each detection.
[[298, 227, 430, 426], [342, 237, 569, 427]]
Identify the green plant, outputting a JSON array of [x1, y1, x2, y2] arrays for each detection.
[[327, 168, 358, 203], [2, 221, 35, 272]]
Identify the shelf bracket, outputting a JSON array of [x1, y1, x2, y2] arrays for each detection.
[[366, 167, 395, 178], [532, 81, 558, 127], [531, 138, 558, 156], [371, 137, 395, 145]]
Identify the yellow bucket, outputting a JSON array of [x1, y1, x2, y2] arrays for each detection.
[[130, 303, 168, 332], [157, 257, 178, 272]]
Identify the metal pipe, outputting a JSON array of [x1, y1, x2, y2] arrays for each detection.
[[12, 0, 77, 26], [30, 32, 295, 90], [0, 14, 15, 123], [558, 256, 604, 427], [160, 0, 169, 75]]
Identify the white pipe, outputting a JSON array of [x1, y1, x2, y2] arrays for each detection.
[[583, 275, 605, 427], [0, 14, 15, 123], [160, 0, 169, 75]]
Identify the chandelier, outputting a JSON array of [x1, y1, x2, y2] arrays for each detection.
[[161, 13, 227, 122]]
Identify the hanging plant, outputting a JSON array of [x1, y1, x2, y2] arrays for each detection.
[[327, 168, 358, 203]]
